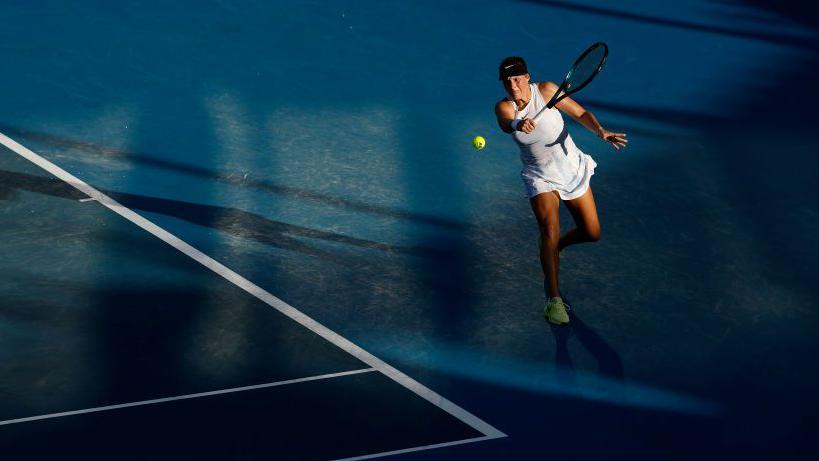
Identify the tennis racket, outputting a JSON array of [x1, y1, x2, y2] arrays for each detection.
[[532, 42, 608, 124]]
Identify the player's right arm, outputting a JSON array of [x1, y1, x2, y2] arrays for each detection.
[[495, 99, 517, 134], [495, 99, 535, 134]]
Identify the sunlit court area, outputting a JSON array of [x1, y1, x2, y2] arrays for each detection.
[[1, 1, 818, 460]]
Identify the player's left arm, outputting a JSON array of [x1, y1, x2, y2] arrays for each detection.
[[538, 81, 627, 151]]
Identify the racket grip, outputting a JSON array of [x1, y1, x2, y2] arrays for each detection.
[[531, 108, 547, 124]]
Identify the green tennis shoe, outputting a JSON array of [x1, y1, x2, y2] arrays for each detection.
[[545, 297, 570, 325]]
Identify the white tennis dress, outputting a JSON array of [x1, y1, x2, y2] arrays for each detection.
[[510, 83, 597, 200]]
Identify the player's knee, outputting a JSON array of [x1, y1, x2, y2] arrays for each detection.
[[539, 224, 560, 246], [585, 225, 601, 242]]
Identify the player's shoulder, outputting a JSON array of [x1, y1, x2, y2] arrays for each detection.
[[495, 98, 514, 114], [538, 81, 560, 93]]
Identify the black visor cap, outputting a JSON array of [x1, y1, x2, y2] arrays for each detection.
[[499, 61, 528, 80]]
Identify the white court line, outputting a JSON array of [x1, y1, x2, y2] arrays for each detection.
[[0, 132, 506, 450], [0, 368, 376, 427], [331, 435, 497, 461]]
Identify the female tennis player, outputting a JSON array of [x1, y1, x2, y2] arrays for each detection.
[[494, 56, 627, 325]]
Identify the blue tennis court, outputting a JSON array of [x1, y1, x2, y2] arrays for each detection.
[[2, 1, 818, 460]]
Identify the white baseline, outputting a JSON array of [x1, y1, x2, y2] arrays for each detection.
[[0, 369, 376, 426]]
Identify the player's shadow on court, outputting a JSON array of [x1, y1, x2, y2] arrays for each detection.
[[549, 311, 623, 381]]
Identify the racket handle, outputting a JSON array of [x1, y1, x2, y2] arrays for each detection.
[[532, 94, 559, 124], [531, 107, 547, 124]]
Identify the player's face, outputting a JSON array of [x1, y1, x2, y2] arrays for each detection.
[[503, 74, 530, 100]]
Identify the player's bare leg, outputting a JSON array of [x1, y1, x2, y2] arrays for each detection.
[[530, 191, 561, 299], [559, 186, 601, 252], [530, 191, 571, 324]]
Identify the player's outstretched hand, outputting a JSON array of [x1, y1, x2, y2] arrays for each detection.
[[599, 129, 627, 150]]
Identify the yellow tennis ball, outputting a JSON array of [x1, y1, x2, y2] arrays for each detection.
[[472, 136, 486, 150]]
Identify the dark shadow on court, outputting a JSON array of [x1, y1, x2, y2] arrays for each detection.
[[518, 0, 819, 52], [0, 124, 468, 230], [89, 285, 368, 403], [393, 361, 723, 461], [717, 0, 819, 29], [580, 99, 723, 127], [0, 169, 445, 261]]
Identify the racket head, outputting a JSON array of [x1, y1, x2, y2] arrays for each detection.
[[546, 42, 608, 108], [564, 41, 608, 94]]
